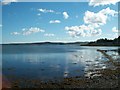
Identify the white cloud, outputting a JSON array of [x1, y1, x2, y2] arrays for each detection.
[[49, 20, 61, 24], [37, 8, 61, 15], [65, 8, 117, 37], [89, 0, 120, 7], [11, 27, 45, 36], [63, 12, 69, 19], [44, 33, 55, 37], [112, 27, 119, 33], [11, 32, 20, 35], [84, 7, 117, 27], [22, 27, 45, 35], [2, 0, 17, 5], [84, 11, 107, 26], [65, 25, 102, 37], [99, 7, 118, 16], [112, 27, 119, 38], [38, 8, 55, 13]]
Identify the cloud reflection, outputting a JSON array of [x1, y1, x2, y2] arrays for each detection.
[[22, 54, 42, 63], [66, 49, 108, 78]]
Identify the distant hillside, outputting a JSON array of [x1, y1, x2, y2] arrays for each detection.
[[81, 36, 120, 46], [2, 42, 88, 45]]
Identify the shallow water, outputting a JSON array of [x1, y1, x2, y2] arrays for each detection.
[[1, 45, 119, 82]]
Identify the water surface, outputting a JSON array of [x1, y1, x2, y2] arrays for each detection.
[[2, 45, 118, 82]]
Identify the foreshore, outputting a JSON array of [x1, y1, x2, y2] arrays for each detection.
[[2, 49, 120, 89]]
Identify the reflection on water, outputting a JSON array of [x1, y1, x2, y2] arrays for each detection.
[[2, 45, 119, 82], [84, 48, 120, 78]]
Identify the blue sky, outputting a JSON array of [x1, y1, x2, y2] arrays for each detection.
[[1, 1, 119, 44]]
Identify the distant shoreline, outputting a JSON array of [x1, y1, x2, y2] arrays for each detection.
[[1, 36, 119, 46], [81, 36, 120, 46], [1, 43, 120, 47], [81, 45, 120, 47], [0, 42, 88, 45]]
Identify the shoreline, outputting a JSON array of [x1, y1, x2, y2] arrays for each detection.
[[81, 45, 120, 47]]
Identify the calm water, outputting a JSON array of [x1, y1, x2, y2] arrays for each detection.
[[2, 44, 119, 82]]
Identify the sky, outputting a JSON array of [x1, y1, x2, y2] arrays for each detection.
[[1, 0, 120, 44]]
